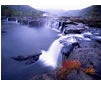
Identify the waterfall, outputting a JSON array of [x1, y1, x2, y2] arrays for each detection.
[[39, 33, 91, 68], [7, 18, 8, 21], [16, 19, 18, 23], [39, 38, 63, 68], [39, 34, 78, 68]]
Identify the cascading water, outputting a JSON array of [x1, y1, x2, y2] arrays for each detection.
[[39, 19, 92, 69], [39, 32, 91, 69], [7, 17, 8, 21], [47, 19, 60, 32], [39, 38, 63, 68]]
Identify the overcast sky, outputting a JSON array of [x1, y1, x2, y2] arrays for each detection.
[[1, 0, 101, 10], [29, 0, 100, 10]]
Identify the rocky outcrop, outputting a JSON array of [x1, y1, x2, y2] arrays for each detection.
[[1, 16, 7, 21], [12, 52, 42, 64], [67, 48, 101, 79], [8, 17, 16, 21], [61, 42, 80, 59], [71, 17, 101, 28], [32, 71, 57, 80], [66, 69, 93, 80], [64, 28, 84, 34], [32, 47, 101, 80], [17, 17, 45, 27], [29, 20, 43, 27], [88, 22, 101, 28]]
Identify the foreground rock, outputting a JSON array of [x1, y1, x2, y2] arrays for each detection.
[[12, 52, 42, 65], [32, 47, 101, 80], [67, 48, 101, 79], [61, 42, 80, 58], [32, 71, 57, 80]]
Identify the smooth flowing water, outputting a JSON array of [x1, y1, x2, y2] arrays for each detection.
[[39, 38, 63, 68], [1, 21, 60, 80]]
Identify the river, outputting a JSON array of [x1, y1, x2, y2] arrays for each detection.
[[1, 21, 61, 80]]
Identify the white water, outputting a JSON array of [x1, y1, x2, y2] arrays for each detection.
[[39, 21, 92, 68], [39, 38, 63, 68], [39, 32, 92, 68], [7, 18, 8, 21]]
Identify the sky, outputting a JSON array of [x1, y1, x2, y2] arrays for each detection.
[[1, 0, 101, 11], [29, 0, 100, 10], [29, 0, 90, 10]]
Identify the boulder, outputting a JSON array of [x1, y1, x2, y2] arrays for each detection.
[[63, 21, 78, 25], [90, 36, 101, 43], [66, 69, 93, 80], [78, 40, 101, 48], [11, 52, 42, 64], [17, 19, 23, 23], [18, 18, 29, 25], [32, 71, 57, 80], [67, 48, 101, 79], [61, 42, 80, 58], [8, 17, 16, 21], [29, 20, 44, 27], [22, 20, 29, 25], [1, 16, 7, 21], [64, 28, 84, 34], [88, 21, 101, 28]]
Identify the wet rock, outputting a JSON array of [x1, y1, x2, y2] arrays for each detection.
[[71, 17, 101, 28], [61, 42, 80, 59], [31, 47, 101, 80], [18, 18, 29, 25], [11, 52, 42, 64], [88, 21, 101, 28], [60, 21, 78, 32], [17, 19, 22, 23], [90, 36, 101, 43], [63, 22, 86, 34], [8, 17, 16, 21], [1, 16, 7, 21], [66, 69, 93, 80], [67, 48, 101, 79], [22, 20, 29, 25], [1, 16, 7, 20], [12, 56, 26, 61], [32, 71, 57, 80], [63, 21, 78, 25], [78, 40, 101, 48], [29, 20, 43, 27], [64, 28, 84, 34]]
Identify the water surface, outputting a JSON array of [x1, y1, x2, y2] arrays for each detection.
[[1, 21, 59, 80]]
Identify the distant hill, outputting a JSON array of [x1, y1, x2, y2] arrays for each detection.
[[63, 5, 101, 17], [1, 5, 45, 17], [63, 10, 80, 16], [80, 5, 101, 17]]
